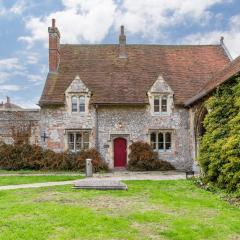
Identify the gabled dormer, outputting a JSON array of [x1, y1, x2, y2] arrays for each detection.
[[65, 75, 91, 115], [147, 75, 174, 116]]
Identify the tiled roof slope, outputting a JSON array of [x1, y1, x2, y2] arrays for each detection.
[[39, 44, 230, 106], [185, 55, 240, 106]]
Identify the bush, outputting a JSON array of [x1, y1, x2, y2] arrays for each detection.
[[127, 141, 175, 171], [0, 142, 108, 172], [198, 76, 240, 192]]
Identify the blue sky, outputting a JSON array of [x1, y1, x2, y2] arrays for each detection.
[[0, 0, 240, 108]]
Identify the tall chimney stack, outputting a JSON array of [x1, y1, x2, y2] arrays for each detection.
[[48, 19, 60, 72], [119, 25, 127, 58]]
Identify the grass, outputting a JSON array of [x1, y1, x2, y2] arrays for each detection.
[[0, 180, 239, 240], [0, 169, 83, 175], [0, 175, 83, 186]]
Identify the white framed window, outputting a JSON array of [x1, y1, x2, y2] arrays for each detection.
[[79, 96, 85, 113], [150, 130, 172, 152], [71, 96, 78, 112], [71, 95, 86, 113], [153, 95, 168, 114], [67, 130, 90, 152]]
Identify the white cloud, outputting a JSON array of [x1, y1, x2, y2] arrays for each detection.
[[27, 74, 43, 83], [19, 0, 224, 46], [9, 0, 27, 15], [19, 0, 117, 45], [11, 96, 40, 109], [182, 14, 240, 59], [115, 0, 223, 38], [0, 58, 25, 71], [0, 0, 27, 16], [0, 85, 20, 92]]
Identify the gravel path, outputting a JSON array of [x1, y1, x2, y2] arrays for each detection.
[[0, 171, 187, 191]]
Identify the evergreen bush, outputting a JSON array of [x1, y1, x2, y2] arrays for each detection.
[[198, 77, 240, 192]]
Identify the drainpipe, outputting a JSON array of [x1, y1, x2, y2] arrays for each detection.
[[95, 104, 99, 151]]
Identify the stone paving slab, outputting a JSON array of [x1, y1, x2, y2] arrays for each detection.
[[74, 179, 128, 190]]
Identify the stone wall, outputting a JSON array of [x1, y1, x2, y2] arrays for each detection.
[[41, 104, 193, 170], [97, 105, 192, 170], [40, 106, 96, 152], [0, 109, 40, 144]]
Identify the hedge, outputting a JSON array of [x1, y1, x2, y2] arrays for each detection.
[[0, 142, 108, 172], [127, 141, 175, 171]]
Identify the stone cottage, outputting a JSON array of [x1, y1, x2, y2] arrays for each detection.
[[39, 19, 236, 170]]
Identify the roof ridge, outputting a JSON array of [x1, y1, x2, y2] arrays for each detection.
[[60, 43, 222, 47]]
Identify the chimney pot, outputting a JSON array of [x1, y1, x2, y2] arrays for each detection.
[[220, 36, 224, 45], [6, 96, 10, 104], [119, 25, 127, 58], [52, 18, 56, 28]]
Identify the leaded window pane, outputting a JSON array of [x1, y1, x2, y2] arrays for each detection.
[[150, 132, 157, 150], [68, 133, 74, 150], [75, 133, 82, 151], [71, 96, 77, 112], [158, 133, 164, 150], [79, 96, 85, 112], [161, 96, 167, 112], [154, 97, 160, 112]]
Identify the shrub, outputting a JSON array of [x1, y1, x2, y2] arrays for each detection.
[[0, 142, 108, 172], [127, 141, 175, 171], [75, 149, 109, 172], [198, 76, 240, 192]]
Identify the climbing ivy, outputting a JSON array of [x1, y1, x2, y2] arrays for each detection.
[[198, 76, 240, 192]]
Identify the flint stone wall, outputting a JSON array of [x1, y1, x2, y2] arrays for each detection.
[[41, 104, 192, 170], [0, 109, 40, 144]]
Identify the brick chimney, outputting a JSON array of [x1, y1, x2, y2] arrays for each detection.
[[119, 25, 127, 58], [48, 19, 60, 72]]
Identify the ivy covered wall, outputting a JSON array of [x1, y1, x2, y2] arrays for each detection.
[[198, 76, 240, 192]]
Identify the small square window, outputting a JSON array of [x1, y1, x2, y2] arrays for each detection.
[[67, 131, 90, 152], [150, 131, 172, 152]]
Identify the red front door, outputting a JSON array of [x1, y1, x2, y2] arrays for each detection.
[[114, 138, 127, 168]]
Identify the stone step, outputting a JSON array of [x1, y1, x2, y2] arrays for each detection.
[[73, 179, 128, 190]]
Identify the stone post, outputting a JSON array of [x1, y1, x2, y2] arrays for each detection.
[[86, 158, 93, 177]]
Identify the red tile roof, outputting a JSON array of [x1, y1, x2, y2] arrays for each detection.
[[185, 55, 240, 106], [39, 44, 230, 106]]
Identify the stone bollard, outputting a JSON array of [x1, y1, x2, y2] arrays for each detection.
[[86, 158, 93, 177]]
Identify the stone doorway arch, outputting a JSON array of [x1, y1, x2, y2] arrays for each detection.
[[194, 104, 208, 158]]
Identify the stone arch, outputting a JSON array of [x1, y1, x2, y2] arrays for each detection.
[[194, 104, 208, 158]]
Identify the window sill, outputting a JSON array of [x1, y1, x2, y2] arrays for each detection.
[[154, 150, 173, 154], [152, 112, 170, 116]]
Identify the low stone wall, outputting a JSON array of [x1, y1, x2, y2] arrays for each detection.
[[0, 109, 40, 144]]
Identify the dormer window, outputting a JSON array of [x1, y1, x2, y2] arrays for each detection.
[[71, 95, 86, 113], [154, 95, 168, 114], [71, 96, 78, 112]]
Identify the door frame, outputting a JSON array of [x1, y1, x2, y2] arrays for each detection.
[[113, 137, 127, 168]]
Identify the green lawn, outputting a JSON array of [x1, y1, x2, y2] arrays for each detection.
[[0, 169, 83, 175], [0, 175, 83, 186], [0, 180, 239, 240]]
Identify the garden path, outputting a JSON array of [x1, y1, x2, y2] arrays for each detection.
[[0, 171, 187, 191]]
